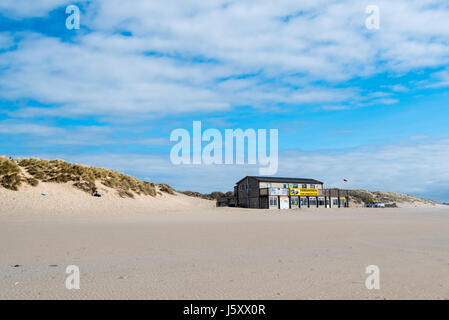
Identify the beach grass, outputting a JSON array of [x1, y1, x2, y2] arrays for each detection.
[[0, 156, 22, 190], [349, 189, 439, 205], [0, 157, 160, 198]]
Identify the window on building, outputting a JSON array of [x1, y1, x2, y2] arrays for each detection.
[[300, 197, 308, 206], [293, 184, 298, 188], [318, 197, 325, 206], [283, 184, 288, 188], [309, 197, 317, 206], [291, 197, 298, 205], [333, 199, 338, 206], [310, 184, 316, 189], [302, 184, 307, 188], [266, 183, 271, 188], [269, 196, 278, 206]]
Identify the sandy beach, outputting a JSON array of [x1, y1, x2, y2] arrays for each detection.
[[1, 183, 448, 300]]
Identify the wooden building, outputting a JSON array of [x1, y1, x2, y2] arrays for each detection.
[[234, 176, 349, 209]]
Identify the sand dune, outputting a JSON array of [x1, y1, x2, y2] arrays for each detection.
[[0, 181, 215, 218]]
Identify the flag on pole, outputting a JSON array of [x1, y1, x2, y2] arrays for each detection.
[[343, 179, 348, 182]]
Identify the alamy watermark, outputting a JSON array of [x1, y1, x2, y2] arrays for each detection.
[[65, 265, 80, 290], [365, 265, 380, 290], [64, 5, 379, 31], [66, 5, 80, 30], [170, 121, 278, 175], [365, 5, 380, 30]]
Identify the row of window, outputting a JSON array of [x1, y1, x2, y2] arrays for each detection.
[[265, 183, 319, 189], [269, 196, 344, 207], [240, 182, 321, 191], [290, 196, 326, 206]]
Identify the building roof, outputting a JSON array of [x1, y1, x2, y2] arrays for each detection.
[[236, 176, 324, 185]]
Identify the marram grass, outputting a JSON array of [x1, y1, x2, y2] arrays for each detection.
[[0, 157, 176, 198]]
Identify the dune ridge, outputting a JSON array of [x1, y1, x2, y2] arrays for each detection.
[[0, 156, 176, 198]]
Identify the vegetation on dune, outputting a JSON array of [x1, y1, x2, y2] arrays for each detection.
[[0, 157, 178, 198], [349, 189, 439, 205], [16, 158, 158, 198], [158, 183, 176, 195], [0, 156, 22, 190], [180, 190, 233, 201]]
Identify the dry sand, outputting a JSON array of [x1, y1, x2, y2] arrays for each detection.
[[1, 183, 449, 299]]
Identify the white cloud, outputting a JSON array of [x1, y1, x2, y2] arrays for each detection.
[[320, 105, 350, 111], [1, 1, 449, 119], [426, 69, 449, 88], [0, 0, 70, 18], [0, 120, 64, 136], [0, 32, 14, 49], [279, 140, 449, 196], [87, 0, 449, 76]]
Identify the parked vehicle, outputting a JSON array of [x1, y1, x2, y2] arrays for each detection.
[[365, 201, 385, 208]]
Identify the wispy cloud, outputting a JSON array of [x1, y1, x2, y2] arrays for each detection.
[[1, 1, 449, 120], [0, 0, 69, 18]]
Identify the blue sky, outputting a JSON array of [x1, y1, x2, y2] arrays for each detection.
[[1, 0, 449, 201]]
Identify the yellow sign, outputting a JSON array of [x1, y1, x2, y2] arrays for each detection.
[[290, 188, 318, 197]]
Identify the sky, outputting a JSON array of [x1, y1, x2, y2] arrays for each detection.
[[1, 0, 449, 201]]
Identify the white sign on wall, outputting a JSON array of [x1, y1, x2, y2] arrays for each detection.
[[269, 188, 288, 196], [279, 196, 290, 210]]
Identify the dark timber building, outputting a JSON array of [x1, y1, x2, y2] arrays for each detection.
[[234, 176, 349, 209]]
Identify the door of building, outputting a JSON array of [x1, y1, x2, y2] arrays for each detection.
[[290, 196, 299, 209], [279, 196, 290, 210]]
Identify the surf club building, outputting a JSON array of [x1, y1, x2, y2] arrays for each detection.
[[234, 176, 349, 209]]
